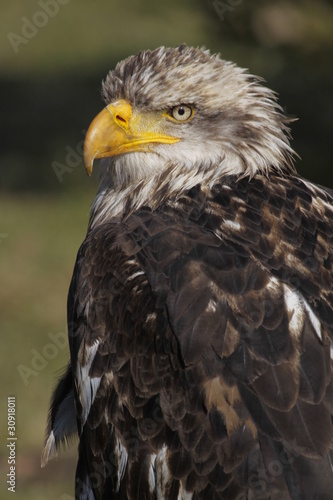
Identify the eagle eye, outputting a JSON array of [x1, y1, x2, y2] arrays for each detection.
[[170, 104, 193, 122]]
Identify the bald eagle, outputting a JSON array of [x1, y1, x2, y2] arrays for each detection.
[[42, 46, 333, 499]]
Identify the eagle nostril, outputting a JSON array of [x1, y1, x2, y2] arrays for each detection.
[[115, 114, 127, 126]]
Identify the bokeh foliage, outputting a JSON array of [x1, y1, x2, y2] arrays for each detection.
[[1, 0, 333, 193]]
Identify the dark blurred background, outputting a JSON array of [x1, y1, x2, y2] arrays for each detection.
[[1, 1, 332, 499]]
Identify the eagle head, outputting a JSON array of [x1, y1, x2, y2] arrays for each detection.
[[84, 46, 295, 220]]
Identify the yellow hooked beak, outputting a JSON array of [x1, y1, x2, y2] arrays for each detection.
[[83, 99, 180, 176]]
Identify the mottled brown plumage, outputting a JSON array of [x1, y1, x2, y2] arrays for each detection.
[[43, 46, 333, 499]]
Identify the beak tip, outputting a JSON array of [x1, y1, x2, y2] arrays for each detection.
[[85, 162, 93, 177], [83, 146, 94, 176]]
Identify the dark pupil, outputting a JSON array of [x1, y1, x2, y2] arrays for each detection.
[[178, 107, 185, 115]]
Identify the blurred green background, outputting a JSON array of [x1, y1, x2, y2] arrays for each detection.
[[1, 1, 333, 498]]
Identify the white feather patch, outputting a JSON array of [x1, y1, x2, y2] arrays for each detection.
[[145, 312, 157, 323], [126, 270, 145, 281], [266, 276, 280, 291], [284, 284, 323, 343], [206, 298, 217, 313], [155, 445, 170, 499], [283, 284, 305, 339], [301, 295, 323, 342], [76, 340, 101, 426], [148, 453, 157, 495], [177, 484, 193, 500], [41, 431, 56, 468], [114, 438, 128, 492], [222, 219, 242, 232]]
